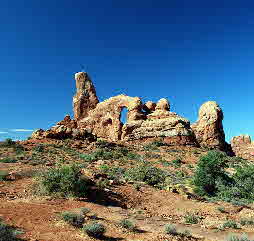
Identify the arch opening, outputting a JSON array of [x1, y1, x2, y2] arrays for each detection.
[[120, 107, 128, 124]]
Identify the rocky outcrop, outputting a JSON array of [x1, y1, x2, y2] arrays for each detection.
[[73, 72, 99, 121], [191, 101, 226, 150], [231, 135, 254, 159], [121, 99, 196, 144], [32, 71, 233, 150], [31, 115, 95, 141], [78, 94, 145, 141]]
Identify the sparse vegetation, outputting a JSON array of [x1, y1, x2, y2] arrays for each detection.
[[172, 158, 182, 167], [83, 222, 106, 238], [222, 220, 239, 229], [119, 219, 135, 231], [226, 234, 253, 241], [124, 163, 166, 186], [217, 206, 227, 213], [0, 170, 9, 181], [61, 211, 84, 228], [165, 224, 191, 238], [37, 164, 91, 197], [0, 158, 17, 163], [184, 212, 200, 224], [165, 224, 177, 235], [0, 218, 23, 241]]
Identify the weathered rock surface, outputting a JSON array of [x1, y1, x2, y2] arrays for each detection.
[[32, 71, 232, 150], [231, 135, 254, 159], [78, 94, 145, 141], [191, 101, 226, 150], [31, 115, 95, 141], [122, 98, 195, 145], [73, 72, 99, 121]]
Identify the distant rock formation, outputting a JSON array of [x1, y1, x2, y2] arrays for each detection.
[[31, 71, 233, 150], [231, 135, 254, 159], [191, 101, 226, 150], [73, 72, 99, 121]]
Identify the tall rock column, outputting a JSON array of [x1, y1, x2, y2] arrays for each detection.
[[191, 101, 226, 150], [73, 72, 99, 121]]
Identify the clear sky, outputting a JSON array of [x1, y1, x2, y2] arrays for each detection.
[[0, 0, 253, 142]]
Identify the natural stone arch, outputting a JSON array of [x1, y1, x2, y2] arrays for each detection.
[[78, 94, 145, 141]]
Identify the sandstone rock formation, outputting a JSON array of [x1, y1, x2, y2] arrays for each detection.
[[78, 94, 145, 141], [32, 115, 95, 141], [191, 101, 226, 150], [73, 72, 99, 121], [231, 135, 254, 159], [32, 71, 231, 150]]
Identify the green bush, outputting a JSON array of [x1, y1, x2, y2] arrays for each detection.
[[83, 222, 106, 238], [0, 138, 15, 147], [216, 164, 254, 204], [240, 218, 254, 226], [33, 144, 44, 152], [165, 224, 177, 235], [0, 219, 22, 241], [222, 220, 239, 229], [38, 164, 91, 197], [0, 171, 9, 181], [172, 159, 182, 168], [124, 164, 166, 186], [80, 208, 91, 216], [61, 211, 84, 228], [184, 212, 199, 224], [193, 151, 231, 196], [0, 158, 17, 163], [119, 219, 135, 231], [226, 234, 252, 241], [80, 147, 140, 162], [99, 164, 126, 181], [217, 206, 227, 213]]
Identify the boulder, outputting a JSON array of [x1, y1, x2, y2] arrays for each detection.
[[191, 101, 226, 150]]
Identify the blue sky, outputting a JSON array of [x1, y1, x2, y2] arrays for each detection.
[[0, 0, 253, 142]]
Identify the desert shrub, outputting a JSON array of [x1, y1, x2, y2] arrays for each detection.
[[226, 234, 252, 241], [0, 138, 15, 147], [119, 219, 135, 231], [124, 164, 166, 186], [80, 147, 139, 162], [184, 212, 199, 224], [0, 219, 22, 241], [143, 141, 164, 151], [222, 220, 239, 229], [99, 165, 125, 182], [240, 218, 254, 226], [83, 222, 106, 238], [217, 206, 227, 213], [172, 158, 182, 168], [165, 224, 177, 235], [0, 158, 17, 163], [0, 171, 9, 181], [61, 211, 84, 228], [37, 164, 91, 197], [193, 151, 231, 196], [80, 208, 91, 216], [216, 164, 254, 204], [33, 144, 44, 152]]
